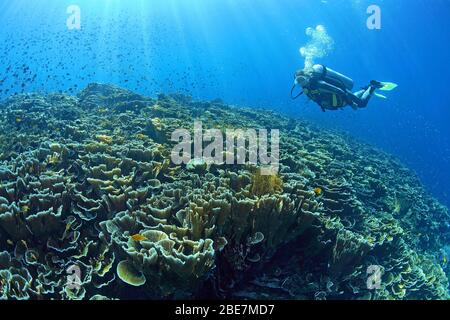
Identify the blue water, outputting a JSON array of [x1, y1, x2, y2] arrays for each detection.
[[1, 0, 449, 207]]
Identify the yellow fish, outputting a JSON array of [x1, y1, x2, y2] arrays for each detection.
[[131, 234, 148, 242], [96, 135, 113, 144], [313, 187, 323, 195], [136, 133, 148, 140]]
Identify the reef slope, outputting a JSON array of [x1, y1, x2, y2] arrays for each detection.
[[0, 83, 449, 300]]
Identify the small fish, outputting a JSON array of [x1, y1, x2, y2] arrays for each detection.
[[131, 234, 148, 241], [30, 252, 38, 261], [314, 187, 323, 195], [96, 135, 113, 144], [136, 133, 148, 140]]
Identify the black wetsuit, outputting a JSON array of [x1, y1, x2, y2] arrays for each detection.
[[299, 74, 376, 112]]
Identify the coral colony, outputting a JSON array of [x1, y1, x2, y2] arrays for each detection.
[[170, 121, 280, 175], [0, 83, 449, 300]]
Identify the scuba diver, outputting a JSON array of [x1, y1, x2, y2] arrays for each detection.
[[291, 64, 397, 111]]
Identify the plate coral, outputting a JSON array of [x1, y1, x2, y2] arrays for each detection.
[[0, 84, 449, 300]]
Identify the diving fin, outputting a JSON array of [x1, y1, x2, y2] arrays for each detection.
[[374, 92, 387, 99], [379, 82, 398, 91]]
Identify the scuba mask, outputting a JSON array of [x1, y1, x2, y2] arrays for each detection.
[[294, 69, 313, 87], [295, 75, 309, 87], [292, 70, 311, 100]]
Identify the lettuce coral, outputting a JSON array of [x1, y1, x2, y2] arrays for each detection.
[[0, 84, 448, 300]]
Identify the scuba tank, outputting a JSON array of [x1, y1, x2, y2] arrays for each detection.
[[311, 64, 354, 91]]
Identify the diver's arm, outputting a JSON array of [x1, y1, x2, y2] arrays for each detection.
[[315, 80, 346, 95]]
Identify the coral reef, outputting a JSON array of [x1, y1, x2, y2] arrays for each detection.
[[0, 83, 449, 300]]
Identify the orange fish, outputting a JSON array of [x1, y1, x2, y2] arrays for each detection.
[[313, 187, 323, 195], [131, 234, 148, 241]]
